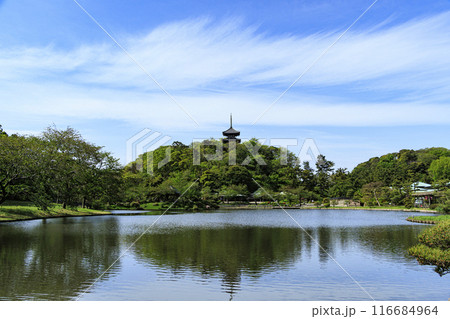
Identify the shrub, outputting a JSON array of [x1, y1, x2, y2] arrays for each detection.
[[91, 200, 105, 210], [405, 200, 413, 209], [130, 201, 140, 209], [417, 221, 450, 250], [408, 244, 450, 273], [436, 203, 450, 214], [409, 221, 450, 274]]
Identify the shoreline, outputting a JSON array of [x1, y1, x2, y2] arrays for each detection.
[[0, 208, 111, 224], [406, 218, 437, 224], [218, 205, 437, 213], [406, 215, 450, 224], [0, 204, 439, 224]]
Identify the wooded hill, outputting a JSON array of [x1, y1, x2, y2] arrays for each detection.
[[123, 138, 450, 211], [1, 125, 449, 212]]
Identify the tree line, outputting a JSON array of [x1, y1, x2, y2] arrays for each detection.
[[1, 124, 449, 212], [0, 125, 121, 210]]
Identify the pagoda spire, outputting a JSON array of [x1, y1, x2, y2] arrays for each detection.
[[222, 114, 241, 143]]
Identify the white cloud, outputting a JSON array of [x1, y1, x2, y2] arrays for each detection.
[[2, 82, 449, 131], [1, 13, 450, 129]]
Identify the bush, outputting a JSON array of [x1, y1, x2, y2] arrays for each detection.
[[130, 201, 141, 209], [408, 244, 450, 274], [417, 221, 450, 250], [405, 200, 413, 209], [436, 203, 450, 214], [409, 221, 450, 274], [91, 200, 105, 210]]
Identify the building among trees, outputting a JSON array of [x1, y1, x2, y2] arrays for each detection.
[[411, 182, 438, 208]]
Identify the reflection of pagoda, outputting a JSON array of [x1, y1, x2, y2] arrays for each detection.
[[222, 114, 241, 143]]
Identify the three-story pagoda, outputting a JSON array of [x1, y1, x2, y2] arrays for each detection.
[[222, 114, 241, 143]]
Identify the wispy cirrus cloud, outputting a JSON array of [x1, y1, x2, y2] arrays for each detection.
[[1, 13, 450, 129]]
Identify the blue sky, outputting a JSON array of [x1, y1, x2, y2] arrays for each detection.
[[1, 0, 450, 169]]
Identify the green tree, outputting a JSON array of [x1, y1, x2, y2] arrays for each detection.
[[429, 157, 450, 182], [41, 126, 121, 209], [0, 125, 7, 137], [225, 165, 255, 192], [219, 184, 249, 203], [361, 182, 384, 207], [200, 167, 224, 191], [350, 148, 449, 189], [436, 189, 450, 214], [89, 154, 122, 208], [300, 161, 315, 192], [329, 168, 354, 198], [386, 186, 406, 206], [290, 185, 308, 205], [0, 135, 42, 205], [314, 155, 334, 198]]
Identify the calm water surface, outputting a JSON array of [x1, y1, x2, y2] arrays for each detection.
[[0, 209, 448, 300]]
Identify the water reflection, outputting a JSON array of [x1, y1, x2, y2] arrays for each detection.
[[309, 225, 423, 263], [0, 210, 444, 301], [357, 225, 423, 258], [0, 217, 121, 300], [129, 227, 303, 300], [127, 223, 426, 300]]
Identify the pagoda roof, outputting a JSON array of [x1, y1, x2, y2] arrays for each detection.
[[223, 127, 240, 136]]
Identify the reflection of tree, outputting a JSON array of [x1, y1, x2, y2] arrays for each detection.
[[129, 225, 425, 299], [129, 227, 303, 299], [0, 217, 429, 301], [0, 217, 120, 300], [356, 225, 424, 258], [303, 225, 424, 264], [356, 225, 450, 275], [435, 267, 450, 276], [296, 225, 423, 265], [316, 227, 333, 263]]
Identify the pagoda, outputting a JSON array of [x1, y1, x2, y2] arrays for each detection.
[[222, 114, 241, 143]]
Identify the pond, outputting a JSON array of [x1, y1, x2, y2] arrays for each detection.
[[0, 209, 448, 300]]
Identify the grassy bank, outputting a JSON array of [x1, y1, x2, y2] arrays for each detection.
[[0, 201, 110, 222], [308, 205, 436, 212], [219, 204, 437, 212], [407, 215, 450, 224], [108, 202, 173, 211], [108, 201, 438, 213]]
